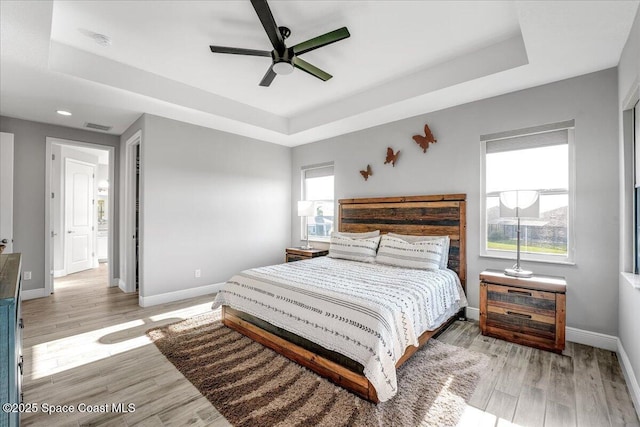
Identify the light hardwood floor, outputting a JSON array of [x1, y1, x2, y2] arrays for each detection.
[[20, 266, 639, 426]]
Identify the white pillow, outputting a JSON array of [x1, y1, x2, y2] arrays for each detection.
[[376, 235, 445, 270], [327, 233, 381, 263], [333, 230, 380, 239], [386, 233, 450, 269]]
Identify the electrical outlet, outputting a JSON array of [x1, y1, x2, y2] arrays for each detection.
[[194, 269, 201, 278], [23, 271, 32, 280]]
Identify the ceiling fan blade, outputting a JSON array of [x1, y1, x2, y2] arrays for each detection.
[[250, 0, 285, 52], [293, 57, 332, 81], [292, 27, 350, 56], [209, 45, 271, 57], [259, 66, 277, 87]]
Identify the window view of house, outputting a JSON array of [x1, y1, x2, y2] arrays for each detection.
[[302, 164, 334, 240], [483, 127, 571, 261]]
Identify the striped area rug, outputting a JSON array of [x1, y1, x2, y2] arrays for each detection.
[[147, 311, 488, 427]]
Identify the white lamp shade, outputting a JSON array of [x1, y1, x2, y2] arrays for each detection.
[[499, 190, 540, 218], [297, 201, 315, 217]]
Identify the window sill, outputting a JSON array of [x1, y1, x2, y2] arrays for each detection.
[[621, 272, 640, 290], [306, 238, 330, 243], [479, 254, 576, 266]]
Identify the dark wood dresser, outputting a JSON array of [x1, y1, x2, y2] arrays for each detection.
[[0, 253, 23, 427], [479, 269, 566, 353]]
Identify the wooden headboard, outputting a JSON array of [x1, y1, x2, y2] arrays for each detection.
[[338, 194, 467, 287]]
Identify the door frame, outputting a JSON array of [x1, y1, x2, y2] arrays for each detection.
[[45, 137, 115, 296], [121, 130, 143, 299], [0, 132, 14, 254], [63, 157, 97, 276]]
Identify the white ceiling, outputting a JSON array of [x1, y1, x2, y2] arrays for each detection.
[[1, 1, 638, 147]]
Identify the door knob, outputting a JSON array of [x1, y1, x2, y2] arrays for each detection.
[[0, 238, 7, 244], [67, 231, 75, 234]]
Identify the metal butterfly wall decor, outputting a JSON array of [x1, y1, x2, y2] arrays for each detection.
[[360, 164, 372, 181], [412, 124, 437, 153], [384, 147, 400, 167]]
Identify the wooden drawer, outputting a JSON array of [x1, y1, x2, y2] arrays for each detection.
[[480, 271, 566, 353], [286, 254, 307, 262], [484, 293, 557, 343], [285, 248, 328, 263]]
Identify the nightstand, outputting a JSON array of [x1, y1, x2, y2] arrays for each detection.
[[285, 248, 329, 263], [479, 269, 566, 353]]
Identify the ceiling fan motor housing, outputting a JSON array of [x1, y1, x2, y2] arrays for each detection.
[[271, 47, 295, 74]]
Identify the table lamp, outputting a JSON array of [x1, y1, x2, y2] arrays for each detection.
[[297, 201, 315, 249], [499, 190, 540, 278]]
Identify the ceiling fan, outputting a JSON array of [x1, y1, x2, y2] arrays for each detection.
[[209, 0, 350, 87]]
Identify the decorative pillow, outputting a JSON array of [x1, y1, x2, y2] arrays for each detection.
[[386, 233, 450, 269], [327, 233, 381, 263], [333, 230, 380, 239], [375, 235, 445, 270]]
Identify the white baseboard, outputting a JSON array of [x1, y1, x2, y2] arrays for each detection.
[[465, 307, 618, 352], [139, 282, 225, 307], [21, 288, 48, 300], [53, 269, 66, 278], [118, 279, 128, 293], [466, 307, 479, 321], [618, 338, 640, 420], [566, 327, 618, 351]]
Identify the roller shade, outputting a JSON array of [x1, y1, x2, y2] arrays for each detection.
[[303, 163, 333, 179], [486, 129, 568, 154]]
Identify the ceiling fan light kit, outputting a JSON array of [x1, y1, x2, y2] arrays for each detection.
[[209, 0, 350, 87], [273, 61, 294, 75]]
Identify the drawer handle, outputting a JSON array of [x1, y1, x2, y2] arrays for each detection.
[[507, 289, 532, 297], [506, 311, 532, 319], [19, 318, 24, 329]]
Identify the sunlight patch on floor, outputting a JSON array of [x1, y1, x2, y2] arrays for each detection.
[[27, 304, 215, 380]]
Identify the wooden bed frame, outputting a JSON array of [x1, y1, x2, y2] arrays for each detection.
[[222, 194, 467, 403]]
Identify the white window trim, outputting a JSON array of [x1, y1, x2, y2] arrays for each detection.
[[301, 163, 334, 243], [620, 78, 639, 285], [479, 126, 576, 265]]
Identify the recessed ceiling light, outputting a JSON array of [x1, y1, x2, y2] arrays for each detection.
[[56, 110, 72, 116], [78, 28, 112, 47], [92, 33, 112, 47]]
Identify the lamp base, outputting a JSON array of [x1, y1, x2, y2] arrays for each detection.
[[504, 267, 533, 278], [300, 244, 314, 250]]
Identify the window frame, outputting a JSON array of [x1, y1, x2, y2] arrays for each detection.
[[634, 101, 639, 274], [480, 123, 576, 265], [300, 163, 335, 243]]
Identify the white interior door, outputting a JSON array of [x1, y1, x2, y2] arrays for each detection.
[[0, 132, 14, 254], [65, 159, 95, 274]]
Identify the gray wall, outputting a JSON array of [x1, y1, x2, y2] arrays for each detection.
[[292, 68, 620, 336], [0, 116, 120, 291], [618, 6, 640, 402], [124, 114, 291, 298]]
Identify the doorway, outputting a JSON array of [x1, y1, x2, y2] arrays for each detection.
[[45, 138, 115, 295], [122, 130, 142, 299]]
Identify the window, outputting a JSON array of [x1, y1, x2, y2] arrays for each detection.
[[481, 121, 574, 263], [301, 163, 334, 241], [634, 102, 639, 273]]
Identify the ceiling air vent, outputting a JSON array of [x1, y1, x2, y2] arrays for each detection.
[[84, 122, 112, 132]]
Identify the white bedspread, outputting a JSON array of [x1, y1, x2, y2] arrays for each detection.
[[211, 257, 467, 402]]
